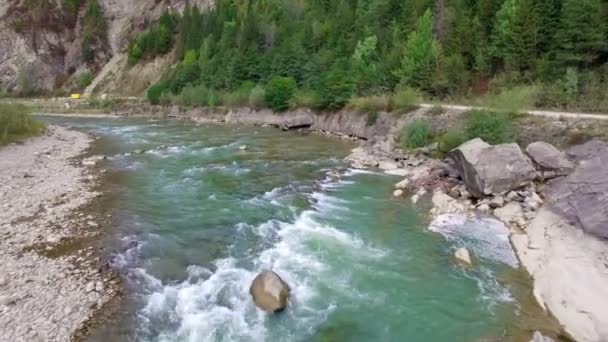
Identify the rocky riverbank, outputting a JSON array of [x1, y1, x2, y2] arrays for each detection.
[[345, 130, 608, 342], [0, 126, 119, 341], [26, 105, 608, 341]]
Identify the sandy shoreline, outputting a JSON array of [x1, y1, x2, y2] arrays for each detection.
[[0, 126, 119, 342]]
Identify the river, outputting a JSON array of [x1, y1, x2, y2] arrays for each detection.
[[40, 116, 559, 342]]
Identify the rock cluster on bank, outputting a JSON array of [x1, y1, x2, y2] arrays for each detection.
[[347, 133, 608, 342]]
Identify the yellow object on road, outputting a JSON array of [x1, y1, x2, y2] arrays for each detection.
[[70, 93, 82, 99]]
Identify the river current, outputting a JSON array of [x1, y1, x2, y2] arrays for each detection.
[[40, 116, 558, 342]]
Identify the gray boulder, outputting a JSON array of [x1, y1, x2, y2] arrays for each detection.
[[545, 142, 608, 239], [249, 270, 290, 313], [280, 111, 314, 130], [525, 141, 574, 178], [450, 139, 537, 198]]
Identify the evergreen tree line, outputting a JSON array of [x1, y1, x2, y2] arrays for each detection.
[[142, 0, 608, 111]]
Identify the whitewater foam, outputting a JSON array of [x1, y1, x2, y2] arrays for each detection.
[[131, 188, 385, 341], [428, 213, 519, 267]]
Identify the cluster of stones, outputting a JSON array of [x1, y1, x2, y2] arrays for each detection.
[[0, 126, 119, 341]]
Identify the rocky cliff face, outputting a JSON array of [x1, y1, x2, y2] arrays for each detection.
[[0, 0, 81, 92], [0, 0, 212, 94]]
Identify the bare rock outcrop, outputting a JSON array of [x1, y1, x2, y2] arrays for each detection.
[[544, 141, 608, 239], [0, 0, 214, 94], [511, 208, 608, 342], [525, 141, 575, 179], [450, 138, 537, 198]]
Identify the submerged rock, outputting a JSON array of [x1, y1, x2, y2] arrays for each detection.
[[450, 139, 536, 198], [454, 247, 472, 266], [249, 270, 290, 313], [530, 331, 555, 342]]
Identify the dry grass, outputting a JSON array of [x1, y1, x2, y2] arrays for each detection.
[[0, 103, 45, 146]]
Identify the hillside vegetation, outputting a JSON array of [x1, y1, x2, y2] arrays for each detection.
[[133, 0, 608, 112]]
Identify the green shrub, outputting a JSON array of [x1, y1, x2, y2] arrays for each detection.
[[428, 105, 444, 115], [391, 87, 421, 112], [63, 0, 81, 16], [147, 81, 170, 105], [0, 104, 45, 146], [17, 65, 35, 97], [465, 110, 512, 144], [536, 68, 608, 113], [128, 11, 178, 65], [81, 0, 107, 63], [401, 119, 433, 149], [219, 89, 250, 108], [366, 111, 379, 126], [437, 130, 467, 153], [289, 90, 316, 109], [75, 71, 93, 89], [478, 84, 539, 113], [207, 90, 219, 107], [159, 90, 173, 105], [316, 60, 354, 110], [177, 84, 210, 107], [349, 95, 392, 113], [88, 96, 113, 109], [265, 76, 297, 112], [249, 85, 266, 109]]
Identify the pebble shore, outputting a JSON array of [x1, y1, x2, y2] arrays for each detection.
[[0, 126, 118, 342]]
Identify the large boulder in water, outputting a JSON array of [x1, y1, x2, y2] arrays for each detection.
[[449, 139, 536, 198], [545, 141, 608, 239], [249, 270, 290, 313], [525, 141, 574, 178]]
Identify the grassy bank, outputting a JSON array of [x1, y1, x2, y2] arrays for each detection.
[[0, 103, 45, 146]]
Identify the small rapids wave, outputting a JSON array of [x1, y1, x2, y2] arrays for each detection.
[[116, 176, 385, 341], [144, 142, 240, 159]]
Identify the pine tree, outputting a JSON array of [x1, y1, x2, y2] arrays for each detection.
[[556, 0, 607, 68], [508, 0, 539, 72], [395, 9, 441, 90], [490, 0, 518, 66], [534, 0, 560, 55], [352, 35, 379, 94], [476, 0, 502, 39]]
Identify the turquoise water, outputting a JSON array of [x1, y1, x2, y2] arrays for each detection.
[[40, 116, 556, 342]]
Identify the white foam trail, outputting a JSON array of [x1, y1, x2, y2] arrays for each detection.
[[310, 192, 350, 213], [343, 168, 385, 176], [428, 214, 518, 267]]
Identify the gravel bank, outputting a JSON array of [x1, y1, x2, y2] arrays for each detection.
[[0, 126, 118, 342]]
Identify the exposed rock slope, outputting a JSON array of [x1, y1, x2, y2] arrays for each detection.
[[0, 0, 213, 93]]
